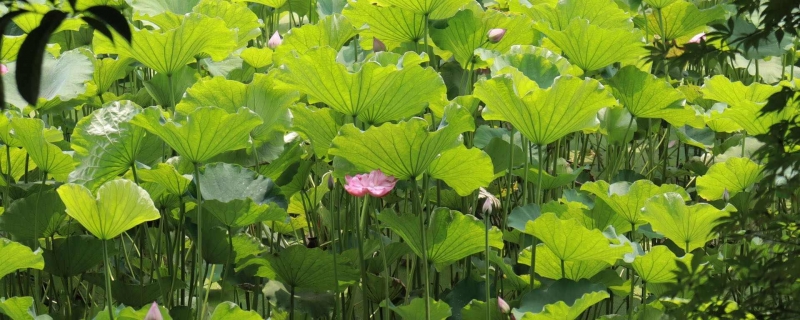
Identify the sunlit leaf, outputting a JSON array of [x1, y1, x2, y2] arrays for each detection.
[[641, 192, 729, 253], [697, 157, 763, 201], [537, 19, 644, 71], [10, 118, 74, 181], [524, 213, 630, 264], [608, 65, 696, 127], [645, 1, 725, 40], [392, 298, 452, 320], [581, 180, 689, 227], [0, 238, 44, 279], [519, 245, 610, 280]]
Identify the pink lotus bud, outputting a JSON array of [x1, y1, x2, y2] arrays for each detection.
[[344, 169, 398, 198], [0, 64, 7, 75], [479, 187, 500, 215], [268, 31, 282, 49], [497, 297, 510, 314], [487, 28, 506, 43], [144, 302, 163, 320], [688, 32, 706, 44], [373, 38, 386, 52]]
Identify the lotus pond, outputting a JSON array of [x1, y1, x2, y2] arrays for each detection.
[[0, 0, 798, 319]]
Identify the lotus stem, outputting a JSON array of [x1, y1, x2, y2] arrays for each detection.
[[485, 213, 492, 320], [356, 196, 370, 320], [193, 162, 205, 319], [102, 239, 115, 320], [412, 177, 431, 320]]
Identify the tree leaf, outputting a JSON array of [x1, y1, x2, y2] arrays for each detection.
[[0, 238, 44, 279], [70, 101, 163, 191], [130, 106, 262, 164], [697, 157, 763, 201], [608, 65, 696, 127], [427, 145, 494, 196], [57, 179, 160, 240], [274, 46, 446, 124], [15, 10, 67, 106], [581, 179, 689, 227], [379, 208, 503, 270], [0, 190, 65, 240], [525, 213, 630, 264], [392, 298, 452, 320], [641, 192, 730, 253], [537, 19, 644, 71], [10, 117, 75, 181], [475, 70, 617, 145]]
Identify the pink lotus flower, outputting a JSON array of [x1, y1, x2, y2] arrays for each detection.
[[373, 37, 387, 52], [688, 32, 706, 44], [344, 169, 397, 198], [487, 28, 506, 43], [144, 302, 163, 320], [268, 31, 282, 49], [498, 296, 510, 314], [0, 64, 7, 75]]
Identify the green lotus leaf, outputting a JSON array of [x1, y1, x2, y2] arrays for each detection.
[[430, 8, 536, 67], [644, 0, 678, 9], [0, 190, 65, 240], [588, 198, 634, 234], [701, 76, 789, 135], [379, 208, 504, 270], [70, 101, 163, 191], [512, 163, 581, 190], [631, 245, 680, 284], [477, 45, 582, 88], [273, 14, 357, 62], [641, 192, 730, 253], [240, 245, 358, 291], [330, 105, 473, 179], [10, 118, 74, 181], [1, 35, 25, 62], [528, 0, 633, 31], [12, 4, 85, 33], [645, 1, 725, 40], [515, 279, 609, 319], [100, 13, 237, 75], [137, 163, 193, 195], [130, 106, 262, 163], [525, 213, 630, 264], [392, 298, 452, 320], [93, 56, 134, 93], [3, 49, 93, 110], [57, 179, 160, 240], [0, 296, 39, 320], [0, 147, 35, 183], [538, 19, 644, 71], [211, 302, 261, 320], [142, 65, 198, 110], [274, 46, 446, 124], [287, 183, 329, 214], [380, 0, 471, 19], [519, 245, 610, 280], [704, 104, 744, 133], [0, 238, 44, 279], [343, 0, 425, 48], [176, 74, 297, 141], [461, 299, 505, 320], [240, 47, 273, 68], [581, 180, 689, 227], [475, 69, 617, 145], [207, 199, 287, 229], [199, 163, 287, 208], [43, 235, 112, 278], [608, 66, 696, 126], [675, 125, 715, 150], [290, 105, 344, 159], [427, 145, 494, 196], [195, 0, 261, 48], [100, 303, 174, 320], [697, 157, 763, 201], [128, 0, 200, 16]]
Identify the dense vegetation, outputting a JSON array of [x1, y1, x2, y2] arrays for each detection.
[[0, 0, 798, 319]]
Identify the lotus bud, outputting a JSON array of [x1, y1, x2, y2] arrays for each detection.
[[373, 37, 387, 52], [688, 32, 706, 44], [479, 187, 500, 215], [722, 188, 730, 202], [497, 297, 510, 314], [327, 175, 335, 189], [487, 28, 506, 43], [0, 64, 7, 75], [268, 31, 282, 49], [144, 302, 163, 320]]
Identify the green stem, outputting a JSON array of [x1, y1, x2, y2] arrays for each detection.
[[378, 225, 391, 320], [411, 177, 431, 320], [193, 163, 205, 320], [357, 197, 370, 320], [485, 213, 491, 320], [102, 240, 115, 320]]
